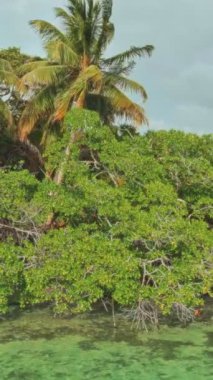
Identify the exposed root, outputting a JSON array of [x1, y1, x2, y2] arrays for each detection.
[[172, 303, 195, 324], [123, 300, 159, 331]]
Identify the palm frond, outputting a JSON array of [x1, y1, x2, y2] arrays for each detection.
[[30, 20, 67, 43], [63, 1, 103, 57], [0, 98, 13, 127], [86, 0, 103, 46], [18, 87, 55, 141], [19, 65, 67, 90], [103, 45, 154, 66], [88, 0, 102, 20], [102, 61, 136, 76], [94, 21, 114, 60], [54, 88, 74, 121], [45, 40, 79, 66], [105, 74, 148, 100], [102, 0, 113, 21], [67, 0, 87, 19], [54, 64, 103, 120], [54, 6, 72, 26], [18, 61, 50, 75], [93, 0, 114, 59], [105, 86, 148, 125], [75, 64, 103, 92]]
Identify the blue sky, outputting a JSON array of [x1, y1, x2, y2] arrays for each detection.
[[0, 0, 212, 134]]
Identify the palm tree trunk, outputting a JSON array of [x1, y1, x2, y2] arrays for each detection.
[[16, 139, 44, 175], [76, 54, 90, 109]]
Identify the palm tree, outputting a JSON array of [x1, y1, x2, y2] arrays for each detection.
[[18, 0, 154, 141]]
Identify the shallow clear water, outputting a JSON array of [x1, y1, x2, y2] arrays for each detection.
[[0, 309, 212, 380]]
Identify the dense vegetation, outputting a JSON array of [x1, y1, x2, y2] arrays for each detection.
[[0, 110, 212, 327], [0, 0, 212, 328]]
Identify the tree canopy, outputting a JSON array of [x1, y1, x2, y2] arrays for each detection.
[[0, 110, 212, 327]]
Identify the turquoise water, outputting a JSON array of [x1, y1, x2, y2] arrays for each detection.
[[0, 309, 212, 380]]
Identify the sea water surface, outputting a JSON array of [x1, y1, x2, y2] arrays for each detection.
[[0, 308, 212, 380]]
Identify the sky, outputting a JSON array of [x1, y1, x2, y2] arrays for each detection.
[[0, 0, 212, 134]]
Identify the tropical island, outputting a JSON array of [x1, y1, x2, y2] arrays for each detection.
[[0, 0, 212, 332]]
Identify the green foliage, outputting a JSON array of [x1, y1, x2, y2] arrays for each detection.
[[0, 170, 38, 220], [0, 110, 212, 325], [0, 47, 33, 73], [23, 229, 139, 314], [0, 243, 24, 313]]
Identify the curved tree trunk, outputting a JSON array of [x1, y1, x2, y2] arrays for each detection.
[[10, 139, 44, 176], [46, 130, 79, 227], [21, 140, 44, 173], [53, 132, 76, 185]]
